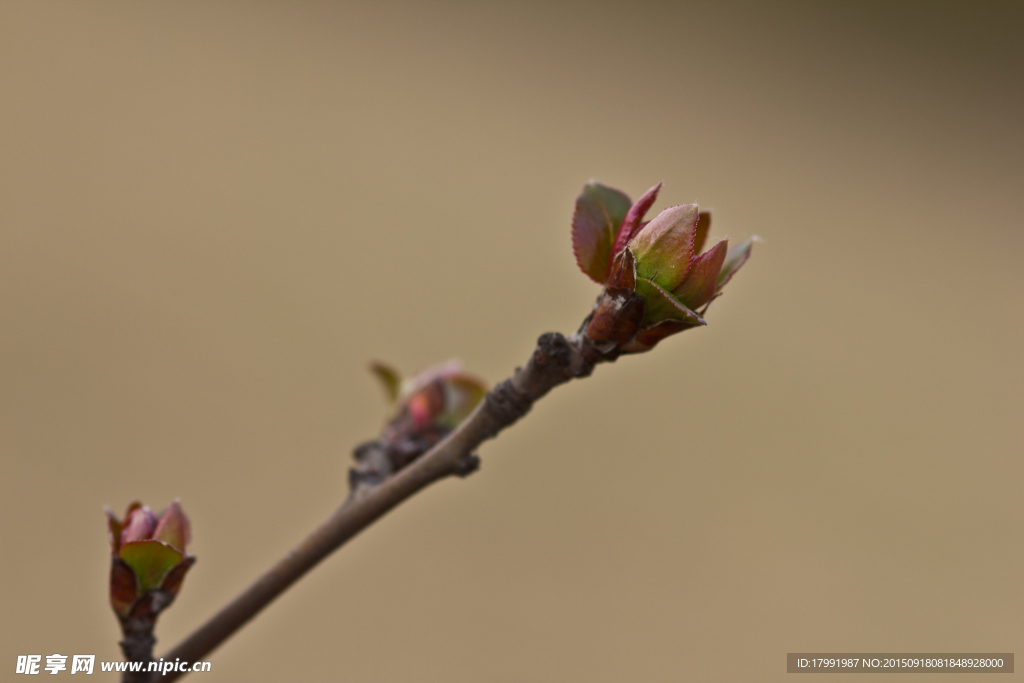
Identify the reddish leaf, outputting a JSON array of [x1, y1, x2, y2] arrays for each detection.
[[109, 557, 138, 617], [126, 591, 163, 620], [673, 239, 728, 310], [107, 500, 143, 553], [571, 181, 632, 284], [694, 211, 712, 256], [628, 204, 699, 291], [105, 507, 123, 555], [407, 385, 445, 430], [608, 182, 661, 270], [606, 247, 637, 290], [159, 557, 196, 597], [620, 320, 693, 353], [584, 287, 646, 345], [120, 506, 157, 545], [153, 500, 190, 553]]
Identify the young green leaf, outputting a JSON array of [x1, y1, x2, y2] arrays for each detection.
[[119, 540, 184, 594], [629, 204, 700, 291], [634, 277, 706, 327]]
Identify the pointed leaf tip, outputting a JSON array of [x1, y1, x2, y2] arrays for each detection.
[[609, 182, 662, 268], [572, 181, 632, 284], [674, 239, 728, 310], [120, 506, 157, 545], [620, 319, 693, 353], [369, 362, 402, 403], [606, 247, 637, 290], [153, 500, 190, 553], [105, 506, 122, 555], [159, 556, 196, 597], [716, 238, 755, 291], [694, 211, 712, 256]]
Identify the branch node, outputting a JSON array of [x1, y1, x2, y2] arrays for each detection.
[[351, 440, 377, 463], [348, 441, 393, 492], [453, 453, 480, 478], [535, 332, 572, 368]]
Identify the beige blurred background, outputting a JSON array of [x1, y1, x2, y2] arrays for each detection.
[[1, 2, 1021, 681]]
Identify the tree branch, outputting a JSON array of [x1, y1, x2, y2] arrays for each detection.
[[118, 616, 155, 683], [157, 331, 600, 681]]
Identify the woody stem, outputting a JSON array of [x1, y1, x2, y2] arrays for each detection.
[[119, 616, 156, 683], [157, 331, 601, 682]]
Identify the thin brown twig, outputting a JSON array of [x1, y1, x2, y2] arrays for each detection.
[[155, 331, 600, 682]]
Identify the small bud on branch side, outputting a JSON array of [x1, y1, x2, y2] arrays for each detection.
[[105, 501, 194, 682], [353, 361, 488, 486]]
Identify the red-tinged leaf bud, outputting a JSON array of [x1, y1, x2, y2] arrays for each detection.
[[392, 360, 487, 431], [408, 387, 443, 430], [573, 181, 755, 354], [104, 501, 195, 621], [364, 360, 488, 475], [120, 505, 157, 545], [608, 182, 662, 270]]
